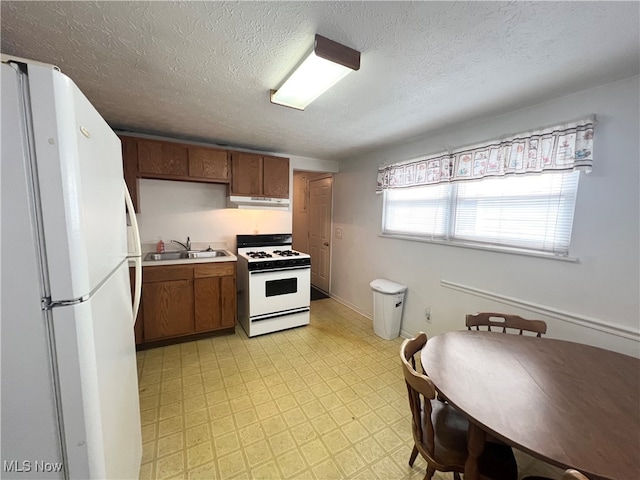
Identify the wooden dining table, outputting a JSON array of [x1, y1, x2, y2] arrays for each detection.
[[420, 330, 640, 480]]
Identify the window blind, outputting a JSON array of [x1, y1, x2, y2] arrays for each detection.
[[454, 171, 579, 254], [382, 171, 580, 256], [383, 183, 452, 239]]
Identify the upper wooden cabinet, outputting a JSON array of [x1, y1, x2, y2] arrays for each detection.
[[263, 155, 290, 197], [188, 147, 229, 181], [138, 140, 189, 177], [121, 136, 140, 212], [134, 138, 230, 183], [230, 152, 289, 198], [230, 152, 263, 196], [118, 134, 289, 210], [119, 135, 232, 212]]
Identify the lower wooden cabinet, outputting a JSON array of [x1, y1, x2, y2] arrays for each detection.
[[143, 278, 194, 340], [194, 262, 236, 332], [135, 261, 236, 347]]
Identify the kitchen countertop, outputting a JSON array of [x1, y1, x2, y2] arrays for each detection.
[[141, 250, 237, 267], [133, 241, 237, 267]]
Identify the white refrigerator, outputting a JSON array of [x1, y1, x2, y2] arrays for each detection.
[[1, 56, 142, 479]]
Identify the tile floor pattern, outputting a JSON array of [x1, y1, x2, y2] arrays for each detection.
[[136, 298, 565, 480]]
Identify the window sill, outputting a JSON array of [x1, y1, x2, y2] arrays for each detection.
[[379, 233, 579, 262]]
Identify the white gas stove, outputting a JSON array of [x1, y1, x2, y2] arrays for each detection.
[[236, 234, 311, 337]]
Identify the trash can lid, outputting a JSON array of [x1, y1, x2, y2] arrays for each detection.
[[370, 278, 407, 294]]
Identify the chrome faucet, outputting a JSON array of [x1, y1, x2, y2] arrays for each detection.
[[171, 236, 191, 251]]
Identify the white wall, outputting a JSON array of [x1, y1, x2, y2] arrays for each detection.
[[290, 155, 339, 173], [331, 76, 640, 357], [136, 179, 291, 251]]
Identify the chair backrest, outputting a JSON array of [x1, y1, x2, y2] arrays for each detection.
[[400, 332, 437, 455], [466, 312, 547, 337], [562, 470, 589, 480]]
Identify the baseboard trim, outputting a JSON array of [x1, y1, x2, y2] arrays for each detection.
[[441, 280, 640, 342], [328, 293, 372, 320]]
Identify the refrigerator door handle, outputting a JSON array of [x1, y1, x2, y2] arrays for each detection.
[[131, 257, 142, 321], [123, 179, 141, 256], [123, 180, 142, 320]]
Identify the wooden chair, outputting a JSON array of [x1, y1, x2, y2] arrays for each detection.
[[466, 312, 547, 337], [400, 332, 518, 480], [524, 469, 590, 480]]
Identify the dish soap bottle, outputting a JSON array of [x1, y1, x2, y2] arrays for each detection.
[[156, 237, 165, 253]]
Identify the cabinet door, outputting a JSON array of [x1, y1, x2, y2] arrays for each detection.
[[263, 156, 290, 198], [142, 279, 193, 340], [194, 263, 236, 332], [120, 136, 140, 212], [138, 140, 188, 177], [231, 152, 263, 196], [194, 277, 221, 332], [220, 275, 236, 328], [189, 147, 229, 181], [142, 266, 194, 341]]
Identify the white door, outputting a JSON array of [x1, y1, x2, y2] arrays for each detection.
[[1, 61, 65, 476], [309, 177, 332, 292], [52, 261, 141, 479], [27, 63, 127, 301]]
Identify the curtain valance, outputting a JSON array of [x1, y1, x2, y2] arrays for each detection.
[[376, 116, 595, 193]]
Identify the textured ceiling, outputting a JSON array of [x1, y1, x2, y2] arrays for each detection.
[[1, 1, 639, 161]]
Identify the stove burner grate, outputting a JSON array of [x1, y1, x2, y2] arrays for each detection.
[[247, 251, 273, 258], [273, 250, 300, 257]]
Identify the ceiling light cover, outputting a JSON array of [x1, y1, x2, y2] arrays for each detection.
[[271, 35, 360, 110]]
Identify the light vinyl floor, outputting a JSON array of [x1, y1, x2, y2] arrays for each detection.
[[136, 298, 563, 480]]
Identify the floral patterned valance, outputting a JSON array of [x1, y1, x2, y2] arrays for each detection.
[[376, 116, 595, 193]]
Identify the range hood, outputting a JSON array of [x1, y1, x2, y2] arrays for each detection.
[[227, 195, 290, 209]]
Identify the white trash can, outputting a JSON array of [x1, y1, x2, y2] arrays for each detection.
[[370, 279, 407, 340]]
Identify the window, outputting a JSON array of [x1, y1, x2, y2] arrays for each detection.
[[377, 117, 593, 257], [382, 171, 580, 256], [383, 183, 452, 238]]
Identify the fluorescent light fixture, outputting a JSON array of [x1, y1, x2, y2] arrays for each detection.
[[270, 35, 360, 110]]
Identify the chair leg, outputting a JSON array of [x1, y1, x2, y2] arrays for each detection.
[[453, 473, 461, 480], [424, 465, 436, 480], [409, 445, 419, 466]]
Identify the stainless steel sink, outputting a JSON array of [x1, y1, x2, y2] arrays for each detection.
[[145, 252, 188, 261], [188, 250, 227, 259], [144, 250, 228, 261]]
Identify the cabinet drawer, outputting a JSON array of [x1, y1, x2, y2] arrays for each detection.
[[194, 263, 235, 278], [143, 265, 193, 283]]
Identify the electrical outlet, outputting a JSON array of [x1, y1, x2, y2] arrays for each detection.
[[425, 307, 432, 323]]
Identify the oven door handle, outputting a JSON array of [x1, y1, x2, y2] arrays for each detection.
[[251, 307, 311, 322], [250, 266, 311, 274]]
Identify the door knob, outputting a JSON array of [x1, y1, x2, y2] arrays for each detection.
[[323, 242, 330, 246]]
